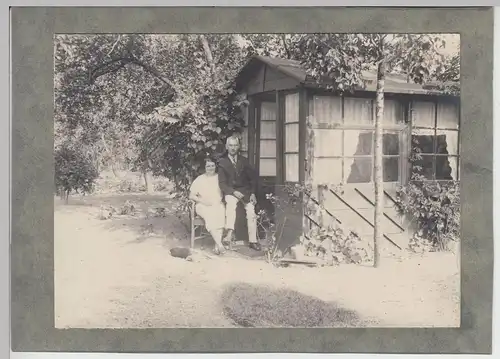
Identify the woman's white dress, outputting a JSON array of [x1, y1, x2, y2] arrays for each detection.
[[189, 173, 225, 232]]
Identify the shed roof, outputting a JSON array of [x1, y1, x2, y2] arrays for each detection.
[[235, 55, 458, 96]]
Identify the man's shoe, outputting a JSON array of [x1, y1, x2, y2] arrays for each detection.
[[249, 242, 262, 251]]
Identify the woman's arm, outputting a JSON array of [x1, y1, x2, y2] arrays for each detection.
[[188, 190, 200, 203], [189, 176, 212, 206], [189, 177, 202, 203]]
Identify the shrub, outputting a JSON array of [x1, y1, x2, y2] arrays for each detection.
[[55, 143, 99, 203], [300, 224, 374, 265], [395, 176, 460, 252], [258, 183, 373, 266]]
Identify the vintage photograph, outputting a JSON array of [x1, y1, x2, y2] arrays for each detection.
[[54, 33, 461, 328]]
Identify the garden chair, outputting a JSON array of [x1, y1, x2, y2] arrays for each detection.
[[189, 200, 209, 248]]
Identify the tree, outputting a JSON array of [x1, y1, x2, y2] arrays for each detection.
[[55, 142, 100, 203], [134, 34, 250, 194], [293, 33, 448, 267], [431, 52, 460, 95], [54, 34, 176, 188]]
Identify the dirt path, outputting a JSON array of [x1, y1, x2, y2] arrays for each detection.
[[55, 194, 460, 328]]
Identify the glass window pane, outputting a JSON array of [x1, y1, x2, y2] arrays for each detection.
[[412, 129, 435, 154], [241, 128, 248, 151], [314, 129, 342, 157], [437, 101, 459, 129], [285, 154, 299, 182], [261, 102, 276, 122], [259, 140, 276, 158], [345, 157, 372, 183], [436, 130, 458, 156], [260, 121, 276, 139], [344, 97, 373, 125], [412, 101, 435, 128], [312, 95, 342, 124], [383, 132, 400, 155], [436, 155, 458, 180], [285, 123, 299, 152], [383, 157, 399, 182], [411, 154, 434, 179], [383, 99, 405, 125], [313, 158, 343, 185], [344, 130, 373, 156], [259, 158, 276, 176], [285, 93, 299, 123]]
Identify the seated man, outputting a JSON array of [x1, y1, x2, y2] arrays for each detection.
[[218, 135, 261, 251]]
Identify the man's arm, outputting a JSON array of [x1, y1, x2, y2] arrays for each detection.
[[218, 161, 236, 196]]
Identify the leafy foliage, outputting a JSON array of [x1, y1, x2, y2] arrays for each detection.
[[136, 35, 251, 194], [55, 143, 99, 201], [300, 225, 373, 265], [256, 183, 373, 266], [54, 34, 175, 176], [429, 52, 460, 95], [396, 177, 460, 252], [395, 141, 460, 252]]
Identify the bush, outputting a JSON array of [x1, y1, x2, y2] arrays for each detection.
[[117, 178, 145, 193], [300, 224, 374, 265], [395, 177, 460, 252], [55, 143, 99, 202]]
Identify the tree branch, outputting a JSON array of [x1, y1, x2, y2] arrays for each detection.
[[88, 56, 182, 95], [199, 34, 216, 77], [281, 34, 291, 59], [105, 35, 121, 58]]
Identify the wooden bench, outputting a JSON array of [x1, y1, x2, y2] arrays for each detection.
[[189, 201, 209, 248]]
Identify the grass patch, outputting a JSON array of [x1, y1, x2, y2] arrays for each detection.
[[221, 283, 361, 327]]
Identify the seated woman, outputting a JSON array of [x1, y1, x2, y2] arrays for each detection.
[[189, 156, 226, 255]]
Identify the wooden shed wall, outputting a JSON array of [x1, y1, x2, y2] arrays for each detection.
[[302, 92, 460, 251]]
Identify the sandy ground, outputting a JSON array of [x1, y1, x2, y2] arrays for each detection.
[[55, 192, 460, 328]]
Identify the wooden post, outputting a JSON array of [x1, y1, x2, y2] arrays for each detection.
[[248, 97, 256, 167], [303, 92, 315, 237], [373, 36, 386, 268], [276, 90, 284, 185]]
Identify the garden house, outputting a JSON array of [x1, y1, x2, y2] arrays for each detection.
[[233, 55, 460, 252]]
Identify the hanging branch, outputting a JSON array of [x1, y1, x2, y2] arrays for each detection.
[[88, 55, 182, 95]]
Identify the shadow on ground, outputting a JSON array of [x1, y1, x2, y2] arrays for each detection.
[[220, 282, 369, 327]]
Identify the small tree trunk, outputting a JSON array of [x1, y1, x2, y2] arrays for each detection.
[[65, 190, 70, 204], [199, 35, 216, 77], [110, 162, 119, 177], [143, 170, 153, 194], [373, 35, 386, 268]]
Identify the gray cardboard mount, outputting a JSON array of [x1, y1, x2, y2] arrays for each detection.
[[10, 6, 493, 354]]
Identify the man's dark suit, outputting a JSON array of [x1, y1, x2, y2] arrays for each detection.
[[217, 153, 259, 244], [217, 154, 257, 204]]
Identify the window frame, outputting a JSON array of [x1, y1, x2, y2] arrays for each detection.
[[309, 94, 408, 185], [410, 98, 460, 181], [283, 91, 301, 183]]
